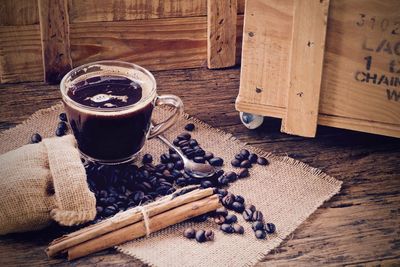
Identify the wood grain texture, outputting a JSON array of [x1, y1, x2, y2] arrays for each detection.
[[237, 0, 400, 138], [38, 0, 72, 84], [0, 67, 400, 266], [68, 0, 245, 23], [0, 0, 39, 26], [207, 0, 237, 69], [281, 0, 330, 137], [237, 0, 294, 110], [0, 25, 43, 83], [319, 0, 400, 126]]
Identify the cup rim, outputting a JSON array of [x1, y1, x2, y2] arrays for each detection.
[[60, 60, 157, 112]]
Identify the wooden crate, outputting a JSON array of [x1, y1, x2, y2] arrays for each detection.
[[236, 0, 400, 138], [0, 0, 244, 84]]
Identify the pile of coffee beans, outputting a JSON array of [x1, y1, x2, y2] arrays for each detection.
[[30, 113, 70, 144], [231, 149, 269, 168], [183, 228, 214, 243], [172, 131, 223, 166], [76, 122, 277, 240]]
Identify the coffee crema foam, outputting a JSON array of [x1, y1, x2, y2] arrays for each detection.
[[64, 71, 155, 117]]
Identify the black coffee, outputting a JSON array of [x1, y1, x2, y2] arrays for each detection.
[[64, 75, 154, 162]]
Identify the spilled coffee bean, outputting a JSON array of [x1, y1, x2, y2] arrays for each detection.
[[233, 224, 244, 234], [31, 133, 42, 144], [265, 223, 276, 234], [184, 123, 195, 131], [220, 224, 234, 234]]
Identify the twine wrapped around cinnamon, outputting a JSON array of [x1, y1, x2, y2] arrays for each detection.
[[47, 187, 222, 260]]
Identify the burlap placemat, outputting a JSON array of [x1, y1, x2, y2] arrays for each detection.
[[0, 103, 342, 267]]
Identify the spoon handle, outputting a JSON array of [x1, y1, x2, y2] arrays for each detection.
[[157, 135, 188, 163]]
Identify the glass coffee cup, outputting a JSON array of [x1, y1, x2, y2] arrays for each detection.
[[60, 60, 183, 164]]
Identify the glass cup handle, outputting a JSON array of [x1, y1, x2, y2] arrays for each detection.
[[148, 94, 183, 139]]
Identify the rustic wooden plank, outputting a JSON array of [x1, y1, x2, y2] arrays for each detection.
[[68, 0, 245, 23], [0, 0, 39, 26], [0, 25, 43, 83], [207, 0, 237, 69], [281, 0, 330, 137], [38, 0, 72, 84], [237, 0, 294, 111], [0, 67, 400, 266], [319, 0, 400, 126]]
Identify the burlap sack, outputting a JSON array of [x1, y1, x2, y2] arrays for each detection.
[[0, 134, 96, 235]]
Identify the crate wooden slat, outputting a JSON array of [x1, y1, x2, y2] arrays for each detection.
[[207, 0, 237, 69], [236, 0, 400, 138], [38, 0, 72, 84], [281, 0, 330, 137], [0, 0, 39, 26]]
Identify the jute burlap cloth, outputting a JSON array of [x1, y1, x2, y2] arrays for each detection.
[[0, 103, 342, 266]]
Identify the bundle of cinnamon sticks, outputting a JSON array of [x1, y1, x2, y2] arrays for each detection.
[[46, 187, 221, 260]]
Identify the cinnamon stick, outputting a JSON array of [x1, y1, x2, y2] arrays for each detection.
[[67, 194, 221, 260], [47, 187, 214, 257]]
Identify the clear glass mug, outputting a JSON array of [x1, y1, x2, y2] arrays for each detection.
[[60, 60, 183, 164]]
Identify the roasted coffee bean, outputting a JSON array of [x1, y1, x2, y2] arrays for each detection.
[[142, 154, 153, 164], [255, 230, 266, 239], [174, 160, 184, 170], [183, 228, 196, 239], [252, 221, 265, 231], [217, 175, 230, 186], [209, 157, 224, 166], [156, 164, 167, 172], [175, 177, 187, 186], [233, 224, 244, 234], [106, 196, 116, 204], [168, 147, 176, 154], [189, 139, 198, 147], [240, 149, 250, 158], [257, 157, 269, 166], [220, 224, 234, 233], [242, 209, 253, 221], [104, 206, 117, 216], [231, 159, 241, 167], [248, 153, 258, 163], [186, 150, 196, 159], [204, 152, 214, 160], [217, 188, 228, 198], [222, 193, 235, 207], [214, 215, 225, 225], [252, 211, 264, 222], [238, 168, 249, 178], [57, 121, 68, 131], [200, 180, 213, 188], [167, 162, 175, 170], [184, 123, 195, 131], [178, 140, 189, 147], [205, 230, 214, 241], [99, 190, 108, 198], [170, 153, 181, 163], [215, 207, 228, 217], [173, 138, 181, 146], [177, 132, 191, 140], [240, 160, 252, 168], [195, 149, 206, 157], [194, 156, 206, 163], [225, 171, 238, 182], [234, 154, 244, 161], [160, 153, 171, 163], [96, 206, 104, 214], [231, 201, 245, 213], [265, 223, 276, 234], [55, 127, 66, 137], [225, 214, 237, 224], [195, 230, 206, 242], [192, 145, 201, 151], [235, 195, 245, 204], [31, 133, 42, 144], [171, 169, 182, 179], [132, 191, 145, 203], [246, 204, 256, 212], [59, 112, 68, 122]]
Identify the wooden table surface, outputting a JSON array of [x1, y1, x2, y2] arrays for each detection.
[[0, 67, 399, 266]]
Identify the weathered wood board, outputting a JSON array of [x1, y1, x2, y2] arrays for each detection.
[[236, 0, 400, 138]]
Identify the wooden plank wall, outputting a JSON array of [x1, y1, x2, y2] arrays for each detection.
[[0, 0, 245, 83]]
